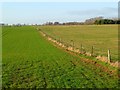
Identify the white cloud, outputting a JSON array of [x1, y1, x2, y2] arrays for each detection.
[[68, 7, 118, 17]]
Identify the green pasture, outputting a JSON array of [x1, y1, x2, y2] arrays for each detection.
[[2, 26, 118, 88], [39, 25, 118, 61]]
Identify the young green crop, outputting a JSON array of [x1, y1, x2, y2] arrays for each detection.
[[2, 26, 118, 88]]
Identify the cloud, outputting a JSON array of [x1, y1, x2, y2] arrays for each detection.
[[68, 7, 118, 17]]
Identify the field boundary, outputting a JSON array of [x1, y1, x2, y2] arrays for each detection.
[[37, 28, 119, 68]]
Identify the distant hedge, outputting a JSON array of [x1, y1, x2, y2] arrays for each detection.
[[94, 19, 120, 24]]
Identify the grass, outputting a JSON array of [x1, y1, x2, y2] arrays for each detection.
[[2, 26, 118, 88], [38, 25, 118, 61]]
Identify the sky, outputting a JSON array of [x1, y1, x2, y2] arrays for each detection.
[[1, 1, 118, 24]]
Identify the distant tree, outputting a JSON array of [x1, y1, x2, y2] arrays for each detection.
[[45, 22, 53, 25], [94, 19, 116, 24], [0, 23, 5, 26], [54, 22, 59, 25], [117, 20, 120, 24], [94, 20, 100, 25], [85, 16, 104, 24]]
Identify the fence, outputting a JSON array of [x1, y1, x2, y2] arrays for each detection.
[[37, 28, 119, 68]]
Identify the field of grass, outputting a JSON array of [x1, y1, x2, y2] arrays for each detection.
[[2, 26, 118, 88], [39, 25, 118, 61]]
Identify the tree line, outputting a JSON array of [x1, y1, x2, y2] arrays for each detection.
[[94, 19, 120, 24], [43, 17, 120, 25]]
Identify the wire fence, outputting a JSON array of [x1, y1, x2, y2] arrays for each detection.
[[37, 28, 119, 68]]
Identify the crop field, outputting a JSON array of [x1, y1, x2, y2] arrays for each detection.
[[2, 26, 118, 88], [39, 25, 118, 61]]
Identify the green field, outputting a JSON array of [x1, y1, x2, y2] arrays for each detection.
[[39, 25, 118, 61], [2, 26, 118, 88]]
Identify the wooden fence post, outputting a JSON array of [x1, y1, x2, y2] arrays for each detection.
[[71, 40, 74, 50], [73, 41, 74, 50], [80, 44, 83, 54], [91, 46, 94, 56], [108, 49, 111, 61]]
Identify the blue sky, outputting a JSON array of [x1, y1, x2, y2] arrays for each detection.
[[2, 2, 118, 24]]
